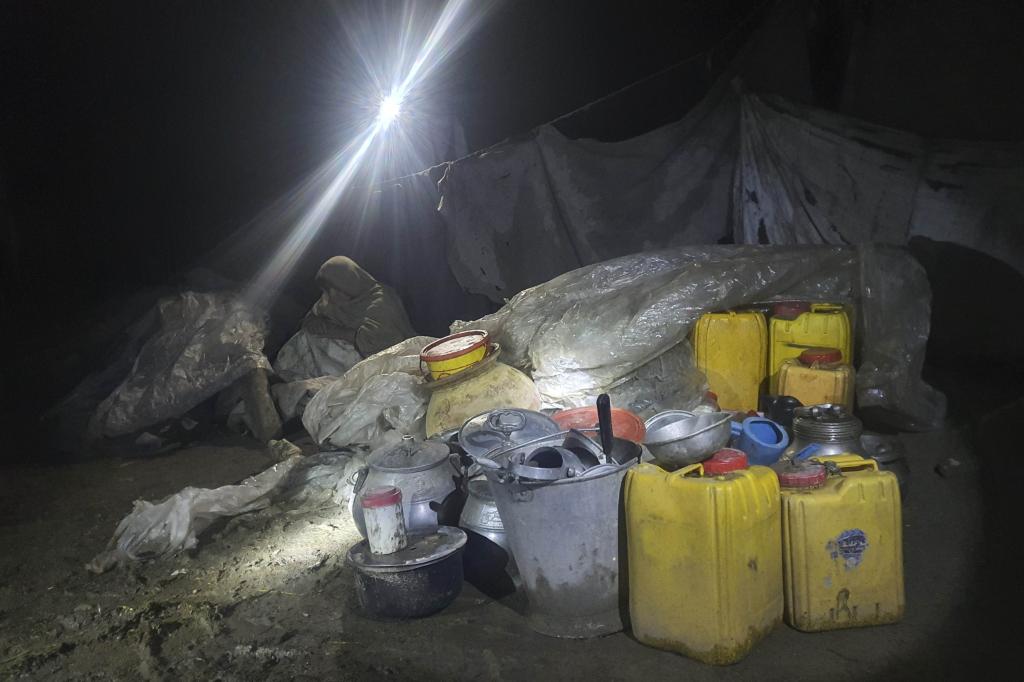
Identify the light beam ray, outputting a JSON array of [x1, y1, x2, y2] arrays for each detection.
[[243, 0, 497, 307]]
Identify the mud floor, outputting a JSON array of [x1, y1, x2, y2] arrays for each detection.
[[0, 429, 1002, 680]]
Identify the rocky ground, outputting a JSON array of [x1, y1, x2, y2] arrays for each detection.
[[0, 428, 1003, 680]]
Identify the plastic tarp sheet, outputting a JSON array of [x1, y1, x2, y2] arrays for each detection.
[[438, 85, 1023, 306], [90, 292, 272, 438], [439, 81, 738, 301], [453, 245, 945, 429], [301, 336, 436, 449], [87, 456, 300, 572], [271, 377, 332, 422], [87, 449, 368, 572], [273, 329, 361, 382], [735, 94, 1024, 274]]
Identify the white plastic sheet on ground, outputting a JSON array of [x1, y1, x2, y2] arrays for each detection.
[[453, 244, 945, 429], [87, 456, 301, 573], [87, 449, 370, 573], [301, 336, 436, 449], [89, 292, 271, 438]]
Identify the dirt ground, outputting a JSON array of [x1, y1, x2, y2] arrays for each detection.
[[0, 427, 1003, 680]]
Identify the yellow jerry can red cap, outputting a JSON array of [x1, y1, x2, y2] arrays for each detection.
[[799, 347, 843, 365], [776, 462, 827, 488], [702, 448, 749, 475], [771, 301, 811, 319]]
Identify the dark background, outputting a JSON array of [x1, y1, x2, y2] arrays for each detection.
[[2, 0, 1024, 425]]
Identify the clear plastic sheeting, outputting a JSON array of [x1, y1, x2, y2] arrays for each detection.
[[87, 456, 301, 573], [273, 329, 362, 382], [453, 245, 945, 430], [87, 449, 370, 573], [279, 449, 369, 511], [603, 341, 708, 419], [301, 336, 436, 449], [271, 377, 332, 422], [89, 292, 272, 438]]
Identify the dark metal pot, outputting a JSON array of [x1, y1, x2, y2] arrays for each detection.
[[347, 527, 467, 619]]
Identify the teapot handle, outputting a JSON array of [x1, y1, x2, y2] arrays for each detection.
[[349, 466, 368, 495]]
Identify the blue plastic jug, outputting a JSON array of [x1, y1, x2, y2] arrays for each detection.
[[730, 417, 789, 466]]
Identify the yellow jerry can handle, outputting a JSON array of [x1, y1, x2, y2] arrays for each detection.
[[810, 303, 845, 314], [675, 462, 705, 477], [810, 453, 879, 472]]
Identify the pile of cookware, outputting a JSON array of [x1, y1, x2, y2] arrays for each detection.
[[345, 395, 650, 634], [344, 394, 910, 628]]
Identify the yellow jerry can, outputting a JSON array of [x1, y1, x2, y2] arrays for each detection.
[[625, 451, 782, 665], [768, 303, 852, 393], [692, 311, 767, 412], [776, 347, 855, 409], [777, 454, 904, 632]]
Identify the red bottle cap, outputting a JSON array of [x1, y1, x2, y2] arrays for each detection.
[[776, 463, 827, 488], [799, 347, 843, 365], [702, 448, 749, 475], [361, 486, 403, 509], [771, 301, 811, 320]]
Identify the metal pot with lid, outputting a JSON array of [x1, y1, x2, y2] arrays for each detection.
[[458, 408, 560, 459], [352, 436, 464, 538], [782, 403, 865, 460], [459, 477, 519, 596]]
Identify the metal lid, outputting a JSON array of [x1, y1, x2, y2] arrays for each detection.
[[361, 486, 402, 509], [702, 448, 749, 475], [347, 526, 467, 571], [775, 462, 828, 488], [458, 408, 560, 458], [799, 347, 843, 365], [369, 436, 451, 473]]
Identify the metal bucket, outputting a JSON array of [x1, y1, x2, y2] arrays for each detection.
[[480, 457, 634, 638]]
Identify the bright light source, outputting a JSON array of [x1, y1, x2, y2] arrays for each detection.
[[378, 92, 402, 128]]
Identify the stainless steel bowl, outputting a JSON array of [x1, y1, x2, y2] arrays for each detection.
[[644, 411, 732, 469]]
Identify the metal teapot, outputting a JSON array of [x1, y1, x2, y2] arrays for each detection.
[[352, 436, 465, 538]]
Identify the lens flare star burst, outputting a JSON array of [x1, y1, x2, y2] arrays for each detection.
[[245, 0, 495, 305], [377, 92, 403, 129]]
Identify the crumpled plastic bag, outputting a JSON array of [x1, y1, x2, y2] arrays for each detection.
[[280, 449, 369, 511], [87, 456, 301, 573], [300, 336, 435, 449], [89, 291, 271, 438], [273, 329, 362, 382]]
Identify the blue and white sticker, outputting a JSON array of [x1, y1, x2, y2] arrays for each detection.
[[827, 529, 868, 569]]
